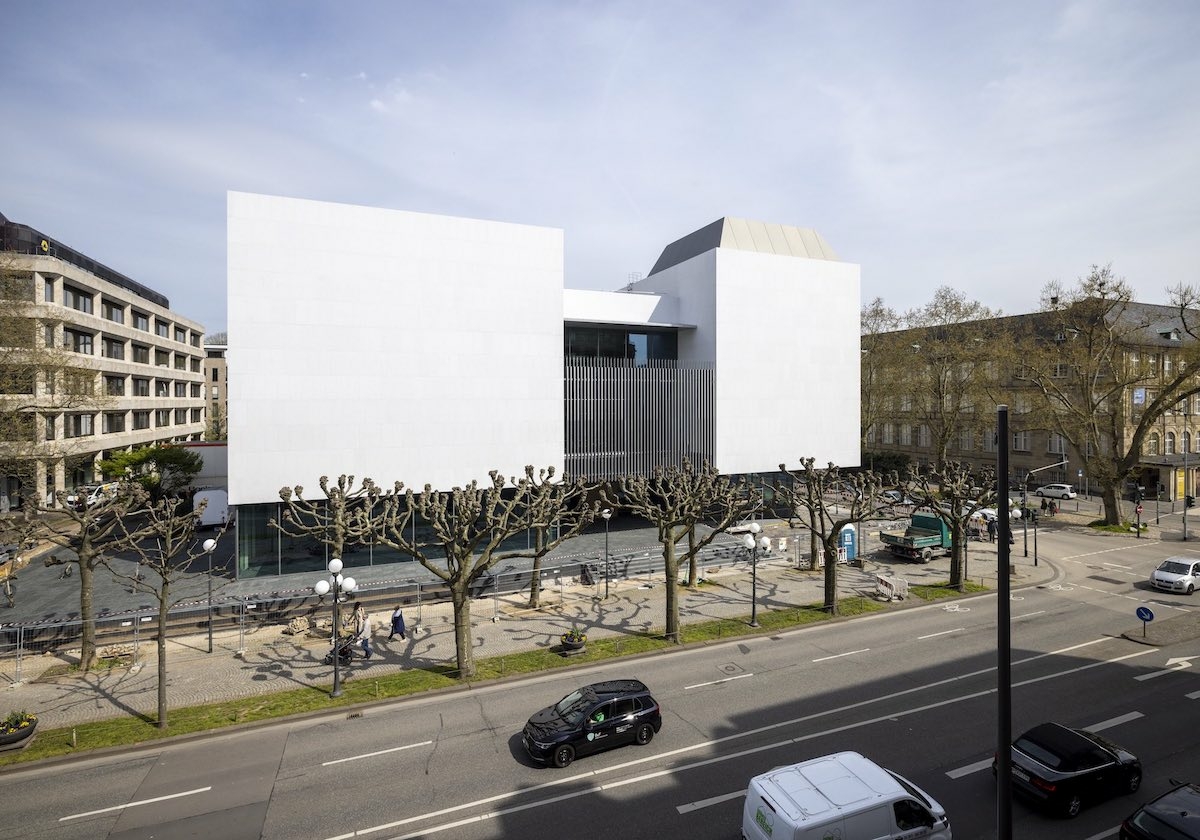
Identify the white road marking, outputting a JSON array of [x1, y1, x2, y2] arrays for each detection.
[[1084, 711, 1144, 733], [677, 790, 746, 813], [1134, 656, 1198, 681], [323, 642, 1154, 838], [946, 759, 993, 779], [1013, 611, 1045, 619], [948, 710, 1145, 779], [60, 787, 212, 822], [1081, 828, 1118, 840], [1186, 689, 1200, 699], [1102, 562, 1134, 570], [685, 673, 754, 690], [323, 740, 433, 766], [812, 648, 869, 662], [918, 629, 963, 639]]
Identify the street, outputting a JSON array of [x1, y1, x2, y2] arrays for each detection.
[[0, 527, 1196, 840]]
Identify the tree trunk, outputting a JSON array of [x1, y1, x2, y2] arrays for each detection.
[[1101, 483, 1121, 526], [686, 528, 699, 588], [949, 525, 966, 591], [157, 583, 169, 729], [451, 586, 475, 680], [527, 555, 543, 609], [823, 539, 839, 616], [662, 540, 680, 644], [810, 530, 820, 572], [78, 559, 97, 672]]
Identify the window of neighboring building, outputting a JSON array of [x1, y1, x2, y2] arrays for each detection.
[[65, 413, 94, 438], [1053, 363, 1070, 378], [190, 357, 200, 373], [63, 285, 93, 314], [133, 311, 149, 331], [1188, 430, 1196, 454], [190, 332, 200, 347], [983, 427, 997, 453], [211, 367, 219, 382], [43, 277, 54, 303], [900, 424, 913, 446], [155, 409, 171, 427], [44, 414, 56, 441], [190, 383, 201, 398], [1013, 430, 1031, 452], [866, 425, 877, 444], [105, 375, 125, 396], [132, 343, 150, 364], [132, 377, 150, 397], [133, 410, 150, 430], [211, 385, 220, 399], [155, 379, 170, 398], [43, 323, 55, 349], [1048, 433, 1066, 455], [174, 355, 187, 371], [900, 395, 913, 412], [1166, 431, 1176, 455], [190, 407, 202, 423], [174, 408, 187, 424], [174, 382, 187, 397], [103, 412, 126, 434], [882, 423, 895, 445], [155, 349, 170, 367], [101, 337, 125, 360], [0, 367, 35, 395], [959, 428, 974, 451], [174, 326, 187, 343], [63, 328, 93, 355], [101, 299, 125, 324], [917, 425, 931, 448], [1148, 432, 1160, 455], [155, 319, 170, 338]]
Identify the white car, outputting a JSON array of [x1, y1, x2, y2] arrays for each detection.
[[65, 482, 117, 510], [1149, 557, 1200, 595], [881, 490, 915, 506], [1035, 483, 1077, 500]]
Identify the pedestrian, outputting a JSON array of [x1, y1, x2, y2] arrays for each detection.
[[1049, 500, 1058, 516], [1008, 529, 1015, 546], [354, 603, 373, 660], [388, 605, 406, 641], [986, 518, 996, 543], [1040, 497, 1048, 512]]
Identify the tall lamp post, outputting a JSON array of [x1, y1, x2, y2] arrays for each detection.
[[202, 538, 217, 654], [1184, 408, 1190, 542], [742, 522, 771, 628], [600, 508, 612, 599], [313, 557, 357, 698]]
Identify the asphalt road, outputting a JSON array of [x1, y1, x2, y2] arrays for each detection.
[[1, 529, 1197, 840]]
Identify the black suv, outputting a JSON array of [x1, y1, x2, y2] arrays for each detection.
[[522, 679, 662, 768], [1121, 780, 1200, 839]]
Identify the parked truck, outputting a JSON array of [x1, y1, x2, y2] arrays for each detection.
[[879, 512, 952, 562]]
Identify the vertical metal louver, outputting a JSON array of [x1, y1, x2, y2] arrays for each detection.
[[564, 357, 714, 479]]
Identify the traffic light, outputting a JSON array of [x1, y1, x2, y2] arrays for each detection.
[[1136, 489, 1144, 502], [1187, 495, 1195, 509]]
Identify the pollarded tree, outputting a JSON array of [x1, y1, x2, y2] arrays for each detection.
[[614, 460, 759, 643], [905, 461, 997, 591], [774, 460, 892, 615], [270, 474, 380, 562], [1017, 266, 1200, 525], [39, 481, 149, 671], [371, 467, 599, 679], [861, 297, 903, 455], [108, 496, 230, 729]]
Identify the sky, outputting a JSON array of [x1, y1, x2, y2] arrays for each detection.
[[2, 1, 1198, 334]]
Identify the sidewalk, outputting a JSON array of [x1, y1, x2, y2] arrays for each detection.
[[0, 525, 1056, 731]]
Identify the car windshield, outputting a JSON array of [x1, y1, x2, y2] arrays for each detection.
[[1129, 809, 1195, 840], [553, 690, 591, 725], [1158, 561, 1191, 575]]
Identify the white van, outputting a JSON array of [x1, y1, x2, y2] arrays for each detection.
[[193, 488, 228, 528], [742, 751, 952, 840]]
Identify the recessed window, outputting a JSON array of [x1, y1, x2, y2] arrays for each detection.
[[133, 410, 150, 430], [155, 349, 170, 367], [65, 413, 94, 438], [104, 375, 125, 396], [174, 382, 187, 397], [155, 409, 171, 427], [101, 300, 125, 324], [190, 383, 201, 398], [63, 285, 93, 314], [132, 377, 150, 397], [63, 329, 93, 355], [156, 379, 170, 398], [155, 319, 170, 338], [191, 407, 202, 423], [43, 278, 54, 303], [174, 408, 188, 424], [101, 337, 125, 360], [103, 412, 126, 434], [174, 326, 186, 343], [133, 311, 149, 331], [132, 344, 150, 364], [174, 355, 187, 370]]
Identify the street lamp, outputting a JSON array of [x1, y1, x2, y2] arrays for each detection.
[[202, 538, 217, 654], [313, 557, 357, 698], [742, 522, 770, 628], [600, 508, 612, 599]]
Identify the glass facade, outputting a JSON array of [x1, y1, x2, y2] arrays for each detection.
[[565, 326, 677, 365]]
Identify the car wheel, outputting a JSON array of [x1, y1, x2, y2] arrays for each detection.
[[553, 744, 575, 768], [635, 723, 655, 746], [1036, 490, 1045, 497], [1062, 793, 1083, 818], [1127, 769, 1142, 793], [920, 548, 933, 563], [1188, 584, 1195, 595]]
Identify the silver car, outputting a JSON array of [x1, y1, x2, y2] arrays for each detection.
[[1035, 483, 1077, 500], [1150, 557, 1200, 595]]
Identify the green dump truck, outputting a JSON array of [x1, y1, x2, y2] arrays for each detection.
[[879, 512, 952, 562]]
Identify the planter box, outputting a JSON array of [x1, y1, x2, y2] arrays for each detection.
[[0, 719, 38, 752]]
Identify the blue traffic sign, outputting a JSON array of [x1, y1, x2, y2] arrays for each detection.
[[1136, 606, 1155, 622]]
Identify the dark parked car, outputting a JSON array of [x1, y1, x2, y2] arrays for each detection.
[[1120, 780, 1200, 839], [522, 679, 662, 768], [997, 722, 1142, 818]]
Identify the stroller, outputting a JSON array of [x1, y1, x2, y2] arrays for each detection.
[[323, 635, 355, 666]]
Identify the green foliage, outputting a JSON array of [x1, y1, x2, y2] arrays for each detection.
[[863, 451, 911, 475], [0, 710, 36, 734], [99, 445, 203, 502], [560, 627, 587, 644]]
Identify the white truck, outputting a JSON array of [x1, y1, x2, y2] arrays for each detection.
[[193, 488, 229, 528], [742, 751, 952, 840]]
